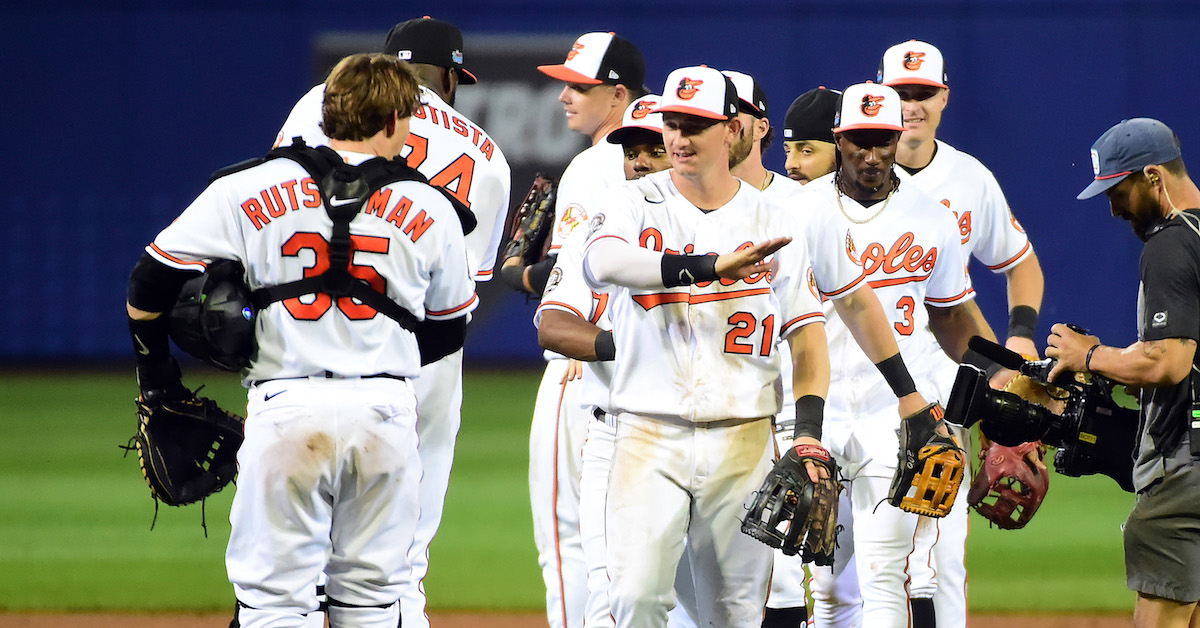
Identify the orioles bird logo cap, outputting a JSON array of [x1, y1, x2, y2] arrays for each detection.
[[538, 32, 646, 88], [607, 94, 666, 145], [878, 39, 948, 88], [833, 82, 905, 133], [1077, 118, 1182, 199], [654, 66, 739, 120]]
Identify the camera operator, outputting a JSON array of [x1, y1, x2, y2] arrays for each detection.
[[1047, 118, 1200, 628]]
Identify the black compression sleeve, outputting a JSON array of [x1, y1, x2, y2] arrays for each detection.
[[874, 353, 918, 398], [1007, 305, 1039, 341], [594, 330, 616, 361], [415, 316, 468, 366], [793, 395, 826, 440], [127, 251, 198, 313], [661, 254, 719, 288]]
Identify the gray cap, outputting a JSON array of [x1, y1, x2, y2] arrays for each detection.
[[1077, 118, 1181, 200]]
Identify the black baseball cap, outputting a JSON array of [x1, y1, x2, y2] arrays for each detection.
[[722, 70, 769, 119], [384, 16, 477, 84], [538, 32, 645, 89], [783, 87, 841, 144]]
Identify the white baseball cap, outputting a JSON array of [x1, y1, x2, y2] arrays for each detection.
[[721, 70, 769, 118], [654, 66, 740, 121], [877, 40, 948, 88], [607, 94, 665, 145], [537, 32, 646, 88], [832, 82, 905, 133]]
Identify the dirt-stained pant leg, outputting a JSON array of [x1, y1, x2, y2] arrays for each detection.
[[608, 414, 773, 628], [607, 414, 695, 628], [229, 378, 419, 628]]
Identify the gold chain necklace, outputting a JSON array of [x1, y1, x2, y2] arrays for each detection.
[[760, 171, 772, 191], [836, 182, 894, 224]]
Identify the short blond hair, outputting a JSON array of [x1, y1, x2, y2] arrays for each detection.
[[321, 53, 421, 141]]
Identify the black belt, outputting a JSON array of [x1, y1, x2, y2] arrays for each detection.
[[251, 371, 406, 387]]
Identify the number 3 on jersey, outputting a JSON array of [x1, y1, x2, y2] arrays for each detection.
[[725, 312, 775, 356], [894, 296, 916, 335], [405, 132, 475, 208]]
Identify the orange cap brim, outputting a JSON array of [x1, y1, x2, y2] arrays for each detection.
[[537, 64, 602, 84]]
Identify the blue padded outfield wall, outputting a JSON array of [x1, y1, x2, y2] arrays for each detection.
[[4, 1, 1199, 365]]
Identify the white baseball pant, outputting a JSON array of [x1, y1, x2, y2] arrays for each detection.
[[606, 413, 774, 628], [228, 378, 419, 628], [530, 358, 589, 628]]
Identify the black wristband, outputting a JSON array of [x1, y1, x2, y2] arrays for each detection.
[[129, 316, 173, 368], [874, 353, 918, 398], [1085, 343, 1101, 372], [661, 254, 718, 288], [793, 395, 825, 440], [1008, 305, 1039, 341], [526, 256, 557, 296], [594, 330, 616, 361], [499, 264, 527, 293]]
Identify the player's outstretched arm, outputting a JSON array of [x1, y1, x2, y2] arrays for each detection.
[[585, 237, 790, 289], [538, 310, 613, 362], [1003, 250, 1045, 357], [831, 285, 928, 416], [787, 321, 831, 484], [927, 299, 997, 363]]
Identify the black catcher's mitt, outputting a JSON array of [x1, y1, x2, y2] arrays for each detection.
[[127, 388, 245, 507], [500, 173, 557, 267], [742, 443, 842, 565], [888, 403, 965, 518]]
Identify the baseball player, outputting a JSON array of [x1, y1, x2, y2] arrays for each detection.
[[781, 87, 841, 184], [724, 72, 932, 628], [801, 82, 997, 628], [879, 39, 1045, 628], [504, 33, 647, 628], [537, 94, 700, 628], [128, 53, 476, 627], [579, 64, 832, 628], [270, 17, 511, 628]]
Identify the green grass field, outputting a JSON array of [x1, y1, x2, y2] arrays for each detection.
[[0, 368, 1135, 613]]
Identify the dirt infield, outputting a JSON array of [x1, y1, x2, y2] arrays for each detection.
[[0, 611, 1135, 627]]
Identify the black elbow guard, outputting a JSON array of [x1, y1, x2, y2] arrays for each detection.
[[415, 316, 468, 366], [127, 251, 200, 313]]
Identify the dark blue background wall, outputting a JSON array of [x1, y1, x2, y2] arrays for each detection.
[[4, 1, 1199, 365]]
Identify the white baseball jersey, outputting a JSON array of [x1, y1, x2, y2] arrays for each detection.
[[550, 140, 625, 253], [761, 172, 869, 427], [898, 139, 1026, 628], [898, 139, 1032, 396], [804, 172, 973, 467], [275, 84, 512, 282], [148, 150, 478, 384], [583, 170, 826, 422], [536, 226, 614, 411]]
